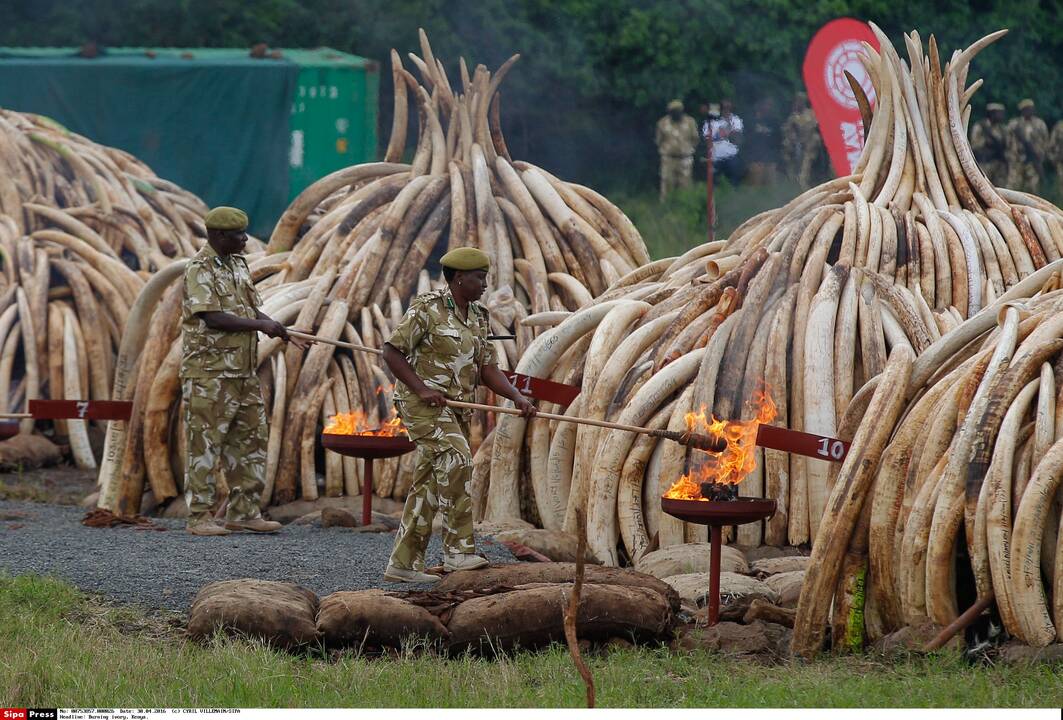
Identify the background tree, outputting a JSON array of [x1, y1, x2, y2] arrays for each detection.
[[0, 0, 1059, 192]]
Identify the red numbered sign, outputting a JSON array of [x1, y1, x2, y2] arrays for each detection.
[[28, 399, 133, 421], [756, 424, 851, 463], [501, 371, 580, 406]]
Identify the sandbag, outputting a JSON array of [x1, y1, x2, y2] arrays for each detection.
[[750, 556, 810, 577], [317, 590, 449, 648], [445, 582, 673, 653], [188, 579, 319, 649], [435, 563, 680, 611], [491, 528, 598, 563], [0, 434, 62, 471], [664, 571, 778, 608], [762, 570, 805, 609], [635, 543, 749, 579], [674, 620, 792, 660]]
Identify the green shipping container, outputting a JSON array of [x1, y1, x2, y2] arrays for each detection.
[[0, 46, 378, 234], [285, 49, 379, 201]]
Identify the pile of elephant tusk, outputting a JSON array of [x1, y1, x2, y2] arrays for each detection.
[[96, 31, 649, 515], [265, 27, 650, 367], [480, 24, 1063, 656], [7, 23, 1063, 657], [0, 108, 211, 469], [793, 264, 1063, 656]]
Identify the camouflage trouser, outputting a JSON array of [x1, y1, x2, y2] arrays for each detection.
[[797, 151, 817, 189], [1007, 162, 1041, 193], [388, 396, 474, 570], [982, 159, 1008, 188], [660, 155, 693, 199], [183, 376, 268, 526]]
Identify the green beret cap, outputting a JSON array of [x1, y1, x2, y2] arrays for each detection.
[[667, 99, 684, 112], [1018, 98, 1035, 110], [204, 206, 249, 231], [986, 102, 1004, 112], [441, 247, 490, 271]]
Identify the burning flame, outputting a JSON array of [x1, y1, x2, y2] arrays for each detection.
[[323, 409, 407, 437], [663, 384, 776, 501]]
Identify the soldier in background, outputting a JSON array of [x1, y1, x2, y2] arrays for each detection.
[[1006, 99, 1049, 193], [705, 98, 745, 184], [781, 92, 822, 189], [745, 97, 780, 186], [970, 102, 1009, 186], [655, 99, 701, 200], [1049, 118, 1063, 192]]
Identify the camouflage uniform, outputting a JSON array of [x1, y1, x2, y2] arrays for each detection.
[[970, 117, 1009, 186], [1050, 120, 1063, 189], [781, 108, 822, 188], [180, 244, 268, 526], [1006, 114, 1049, 193], [655, 114, 701, 200], [386, 287, 498, 571]]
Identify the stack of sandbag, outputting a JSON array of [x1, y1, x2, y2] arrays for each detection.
[[187, 568, 676, 654]]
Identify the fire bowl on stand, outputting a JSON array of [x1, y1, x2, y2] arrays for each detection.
[[661, 490, 776, 627], [322, 432, 416, 525]]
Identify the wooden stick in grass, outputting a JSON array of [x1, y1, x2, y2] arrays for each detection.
[[564, 508, 595, 709]]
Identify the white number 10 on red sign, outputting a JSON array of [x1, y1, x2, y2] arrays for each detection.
[[817, 437, 846, 460]]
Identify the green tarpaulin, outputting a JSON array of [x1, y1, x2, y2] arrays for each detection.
[[0, 49, 298, 236]]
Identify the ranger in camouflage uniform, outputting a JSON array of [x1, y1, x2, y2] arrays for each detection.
[[382, 247, 536, 583], [655, 99, 701, 200], [970, 102, 1009, 186], [1049, 119, 1063, 191], [181, 206, 303, 536], [1006, 99, 1049, 193], [781, 92, 823, 189]]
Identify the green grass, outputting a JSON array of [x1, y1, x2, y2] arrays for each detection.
[[614, 179, 806, 261], [2, 575, 1059, 708], [615, 177, 1063, 264]]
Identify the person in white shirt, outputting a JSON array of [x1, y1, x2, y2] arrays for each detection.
[[703, 99, 745, 184]]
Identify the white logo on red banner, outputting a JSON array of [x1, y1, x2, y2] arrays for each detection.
[[825, 40, 876, 109]]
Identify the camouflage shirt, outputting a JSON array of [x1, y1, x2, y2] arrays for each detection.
[[1049, 120, 1063, 166], [782, 109, 822, 166], [655, 115, 701, 158], [970, 118, 1007, 163], [387, 287, 498, 405], [1006, 116, 1049, 165], [180, 245, 261, 379]]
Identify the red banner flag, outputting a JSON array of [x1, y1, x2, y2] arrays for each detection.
[[802, 18, 880, 176]]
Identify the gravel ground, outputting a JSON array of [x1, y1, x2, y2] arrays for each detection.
[[0, 499, 514, 612]]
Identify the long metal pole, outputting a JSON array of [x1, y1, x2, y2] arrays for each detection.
[[447, 398, 653, 432], [288, 330, 381, 356], [708, 524, 722, 625], [362, 459, 374, 526], [706, 129, 715, 243]]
